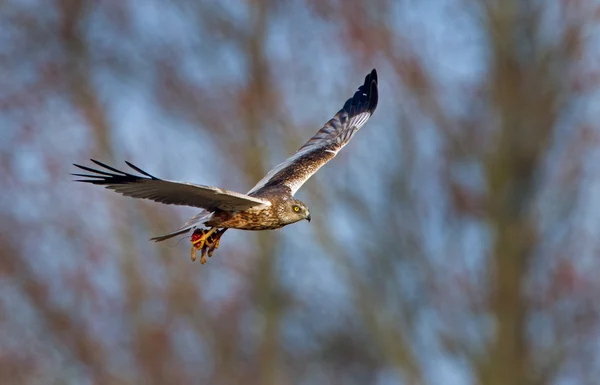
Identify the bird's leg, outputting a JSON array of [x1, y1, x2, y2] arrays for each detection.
[[190, 229, 204, 262], [206, 229, 226, 258], [190, 227, 218, 263], [191, 227, 218, 249], [199, 243, 210, 265]]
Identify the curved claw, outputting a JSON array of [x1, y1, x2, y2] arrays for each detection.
[[190, 228, 226, 264], [207, 229, 225, 257], [207, 244, 217, 258], [190, 229, 205, 262], [200, 244, 209, 264], [191, 228, 216, 262]]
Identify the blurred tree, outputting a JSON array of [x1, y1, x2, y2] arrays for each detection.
[[1, 0, 600, 384]]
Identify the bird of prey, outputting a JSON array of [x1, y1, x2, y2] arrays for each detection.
[[73, 69, 378, 264]]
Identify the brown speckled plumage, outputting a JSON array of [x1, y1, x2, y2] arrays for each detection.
[[73, 69, 379, 263], [206, 187, 298, 230]]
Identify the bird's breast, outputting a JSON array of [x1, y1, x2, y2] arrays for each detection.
[[205, 207, 284, 230]]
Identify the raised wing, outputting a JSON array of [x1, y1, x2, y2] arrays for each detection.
[[73, 159, 270, 211], [248, 69, 378, 196]]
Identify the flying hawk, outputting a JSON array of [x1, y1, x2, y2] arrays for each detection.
[[73, 69, 378, 264]]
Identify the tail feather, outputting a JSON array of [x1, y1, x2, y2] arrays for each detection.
[[150, 227, 191, 242], [150, 211, 212, 242]]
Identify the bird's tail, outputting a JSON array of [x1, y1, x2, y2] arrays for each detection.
[[150, 212, 212, 242], [150, 228, 192, 242]]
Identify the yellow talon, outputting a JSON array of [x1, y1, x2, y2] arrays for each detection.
[[189, 228, 218, 263], [207, 244, 216, 258]]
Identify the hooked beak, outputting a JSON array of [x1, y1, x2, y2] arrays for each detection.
[[306, 213, 312, 222]]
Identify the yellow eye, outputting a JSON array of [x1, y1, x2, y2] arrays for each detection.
[[293, 206, 300, 212]]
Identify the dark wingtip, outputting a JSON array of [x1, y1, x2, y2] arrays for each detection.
[[71, 159, 155, 185], [341, 69, 379, 117], [90, 159, 130, 175], [72, 179, 97, 183], [368, 70, 378, 113], [125, 161, 158, 179], [363, 69, 378, 114], [368, 69, 378, 85]]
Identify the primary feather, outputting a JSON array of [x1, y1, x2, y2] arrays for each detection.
[[72, 159, 270, 212], [249, 69, 378, 195]]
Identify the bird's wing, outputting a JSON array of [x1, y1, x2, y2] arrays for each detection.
[[248, 69, 378, 196], [73, 159, 270, 211]]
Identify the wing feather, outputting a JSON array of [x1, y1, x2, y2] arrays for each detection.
[[249, 69, 378, 195], [73, 160, 270, 211]]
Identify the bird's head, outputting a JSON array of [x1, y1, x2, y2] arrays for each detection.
[[281, 199, 311, 225]]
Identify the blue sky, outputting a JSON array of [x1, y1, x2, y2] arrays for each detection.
[[2, 1, 600, 383]]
